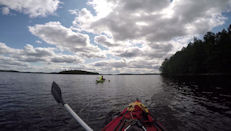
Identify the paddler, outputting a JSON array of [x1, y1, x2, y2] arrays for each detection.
[[99, 75, 105, 80]]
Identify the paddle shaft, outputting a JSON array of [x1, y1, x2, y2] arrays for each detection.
[[64, 104, 93, 131]]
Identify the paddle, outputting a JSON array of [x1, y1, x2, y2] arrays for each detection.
[[51, 81, 93, 131]]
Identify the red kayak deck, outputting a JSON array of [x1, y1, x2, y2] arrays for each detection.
[[102, 100, 164, 131]]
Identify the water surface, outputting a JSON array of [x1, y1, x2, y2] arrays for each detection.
[[0, 72, 230, 131]]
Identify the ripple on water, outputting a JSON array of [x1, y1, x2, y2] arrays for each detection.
[[0, 73, 231, 131]]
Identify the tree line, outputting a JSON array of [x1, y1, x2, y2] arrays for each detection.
[[160, 25, 231, 76], [59, 70, 99, 74]]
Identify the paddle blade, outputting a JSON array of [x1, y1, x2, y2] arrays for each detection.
[[51, 81, 65, 105]]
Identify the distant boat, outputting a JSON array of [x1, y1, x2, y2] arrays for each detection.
[[96, 79, 105, 83]]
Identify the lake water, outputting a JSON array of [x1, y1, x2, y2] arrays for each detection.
[[0, 72, 231, 131]]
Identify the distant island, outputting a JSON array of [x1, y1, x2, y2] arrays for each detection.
[[0, 69, 99, 75], [0, 70, 19, 72], [160, 25, 231, 76], [0, 69, 161, 75], [58, 70, 99, 74], [118, 73, 160, 75]]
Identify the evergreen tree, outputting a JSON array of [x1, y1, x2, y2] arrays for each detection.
[[160, 25, 231, 76]]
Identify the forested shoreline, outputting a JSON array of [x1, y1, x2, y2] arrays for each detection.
[[160, 25, 231, 76], [58, 70, 99, 74]]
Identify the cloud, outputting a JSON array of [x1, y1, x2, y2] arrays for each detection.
[[1, 7, 9, 15], [75, 0, 230, 43], [29, 21, 105, 58], [13, 44, 55, 62], [91, 58, 161, 74], [110, 42, 172, 60], [2, 0, 231, 73], [128, 59, 160, 69], [114, 47, 143, 58], [35, 40, 42, 44], [0, 0, 60, 17], [94, 59, 126, 67], [29, 22, 89, 48], [51, 55, 82, 63], [68, 0, 231, 73], [0, 56, 28, 67], [94, 35, 120, 48], [69, 9, 79, 15], [0, 42, 82, 64], [23, 44, 54, 57], [0, 42, 20, 54], [71, 8, 95, 32], [73, 0, 231, 44], [0, 42, 163, 73], [119, 0, 169, 12], [93, 34, 171, 60]]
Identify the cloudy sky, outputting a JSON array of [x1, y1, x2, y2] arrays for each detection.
[[0, 0, 231, 74]]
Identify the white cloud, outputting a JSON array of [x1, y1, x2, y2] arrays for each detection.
[[113, 47, 143, 58], [29, 21, 105, 58], [51, 55, 82, 63], [69, 0, 231, 73], [1, 7, 9, 15], [35, 40, 42, 44], [0, 0, 60, 17], [107, 42, 172, 60], [0, 55, 28, 67], [87, 0, 118, 18], [0, 42, 20, 54], [91, 59, 127, 73], [71, 8, 96, 32], [73, 0, 231, 42], [1, 0, 231, 73], [90, 58, 161, 74], [0, 41, 165, 73], [94, 35, 121, 48], [128, 59, 160, 70], [69, 9, 79, 15], [29, 22, 89, 48], [0, 42, 82, 65]]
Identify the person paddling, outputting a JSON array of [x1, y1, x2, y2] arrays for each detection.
[[99, 75, 105, 80]]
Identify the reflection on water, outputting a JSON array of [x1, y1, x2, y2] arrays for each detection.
[[159, 76, 231, 131], [0, 72, 230, 131]]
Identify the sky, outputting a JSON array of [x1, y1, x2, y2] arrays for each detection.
[[0, 0, 231, 74]]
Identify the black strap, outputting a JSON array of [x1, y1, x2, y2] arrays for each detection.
[[153, 121, 165, 131], [114, 111, 129, 131], [118, 119, 128, 131]]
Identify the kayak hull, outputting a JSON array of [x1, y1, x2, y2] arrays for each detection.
[[96, 79, 105, 83], [102, 100, 164, 131]]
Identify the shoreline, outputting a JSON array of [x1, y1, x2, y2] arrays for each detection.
[[161, 73, 231, 77], [0, 70, 161, 75]]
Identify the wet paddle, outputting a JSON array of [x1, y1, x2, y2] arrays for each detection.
[[51, 81, 93, 131]]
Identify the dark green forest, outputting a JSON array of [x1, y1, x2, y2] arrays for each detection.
[[58, 70, 99, 74], [160, 25, 231, 76]]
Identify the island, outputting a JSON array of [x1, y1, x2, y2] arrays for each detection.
[[117, 73, 160, 75], [0, 69, 99, 75], [0, 70, 19, 72], [160, 25, 231, 76], [58, 70, 99, 75]]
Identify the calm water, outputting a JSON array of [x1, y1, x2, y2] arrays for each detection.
[[0, 72, 231, 131]]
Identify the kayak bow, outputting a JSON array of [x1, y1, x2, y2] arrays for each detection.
[[51, 82, 164, 131], [102, 100, 164, 131]]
